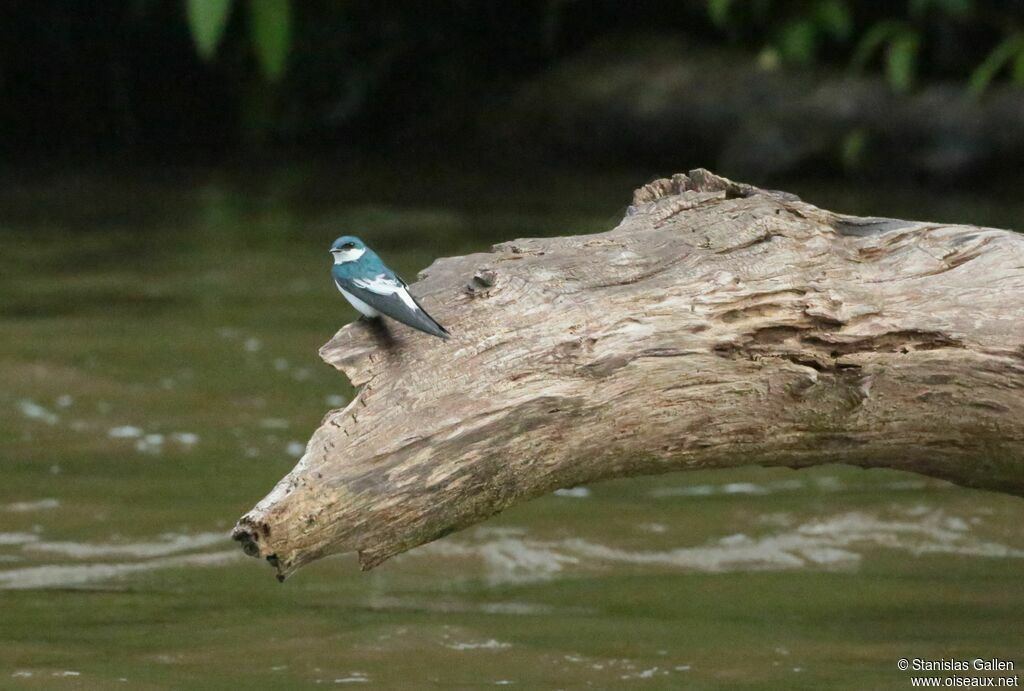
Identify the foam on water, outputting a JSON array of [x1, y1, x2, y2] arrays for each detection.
[[444, 639, 512, 651], [170, 432, 199, 446], [416, 508, 1024, 584], [25, 532, 227, 559], [365, 595, 559, 616], [106, 426, 199, 454], [0, 550, 240, 589], [108, 426, 143, 439], [17, 399, 59, 425], [650, 476, 932, 498], [3, 498, 60, 512]]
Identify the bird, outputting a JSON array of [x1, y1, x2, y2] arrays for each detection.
[[329, 235, 450, 340]]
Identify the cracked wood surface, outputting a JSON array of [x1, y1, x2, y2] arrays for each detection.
[[233, 169, 1024, 580]]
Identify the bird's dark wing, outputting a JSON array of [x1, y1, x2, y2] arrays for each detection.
[[336, 273, 450, 339]]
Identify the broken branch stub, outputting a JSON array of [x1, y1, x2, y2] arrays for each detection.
[[233, 169, 1024, 580]]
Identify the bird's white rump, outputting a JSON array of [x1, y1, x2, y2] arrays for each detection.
[[352, 274, 419, 312]]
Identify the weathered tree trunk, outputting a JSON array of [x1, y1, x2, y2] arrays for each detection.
[[233, 169, 1024, 581]]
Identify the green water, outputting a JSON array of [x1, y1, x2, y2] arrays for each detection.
[[1, 162, 1022, 689]]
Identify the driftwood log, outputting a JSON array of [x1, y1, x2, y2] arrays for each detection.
[[233, 169, 1024, 581]]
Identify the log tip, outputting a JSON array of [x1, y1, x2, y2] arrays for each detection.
[[231, 520, 261, 557], [231, 516, 292, 580]]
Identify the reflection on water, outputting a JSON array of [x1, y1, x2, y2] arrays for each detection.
[[1, 162, 1023, 688]]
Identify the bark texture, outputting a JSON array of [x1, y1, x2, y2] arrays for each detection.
[[233, 169, 1024, 580]]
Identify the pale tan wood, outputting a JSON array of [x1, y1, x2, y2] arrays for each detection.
[[233, 169, 1024, 581]]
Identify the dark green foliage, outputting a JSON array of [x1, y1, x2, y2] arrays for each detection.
[[185, 0, 232, 60], [184, 0, 291, 82], [969, 33, 1024, 96], [702, 0, 1024, 95], [3, 1, 1024, 154], [248, 0, 291, 83]]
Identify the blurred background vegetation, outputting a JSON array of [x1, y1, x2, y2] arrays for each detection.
[[4, 0, 1024, 181]]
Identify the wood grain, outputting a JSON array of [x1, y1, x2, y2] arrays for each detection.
[[233, 169, 1024, 580]]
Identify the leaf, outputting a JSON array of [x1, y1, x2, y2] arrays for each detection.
[[968, 34, 1024, 97], [249, 0, 292, 83], [757, 46, 781, 71], [840, 128, 867, 171], [850, 20, 906, 74], [186, 0, 234, 61], [1014, 46, 1024, 84], [707, 0, 733, 29], [815, 0, 852, 41], [778, 19, 817, 65], [886, 32, 919, 94]]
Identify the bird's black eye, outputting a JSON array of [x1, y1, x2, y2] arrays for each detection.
[[341, 242, 355, 249]]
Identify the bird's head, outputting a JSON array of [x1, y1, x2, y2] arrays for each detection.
[[329, 235, 368, 264]]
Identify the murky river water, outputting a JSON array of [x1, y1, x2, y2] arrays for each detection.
[[1, 160, 1022, 689]]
